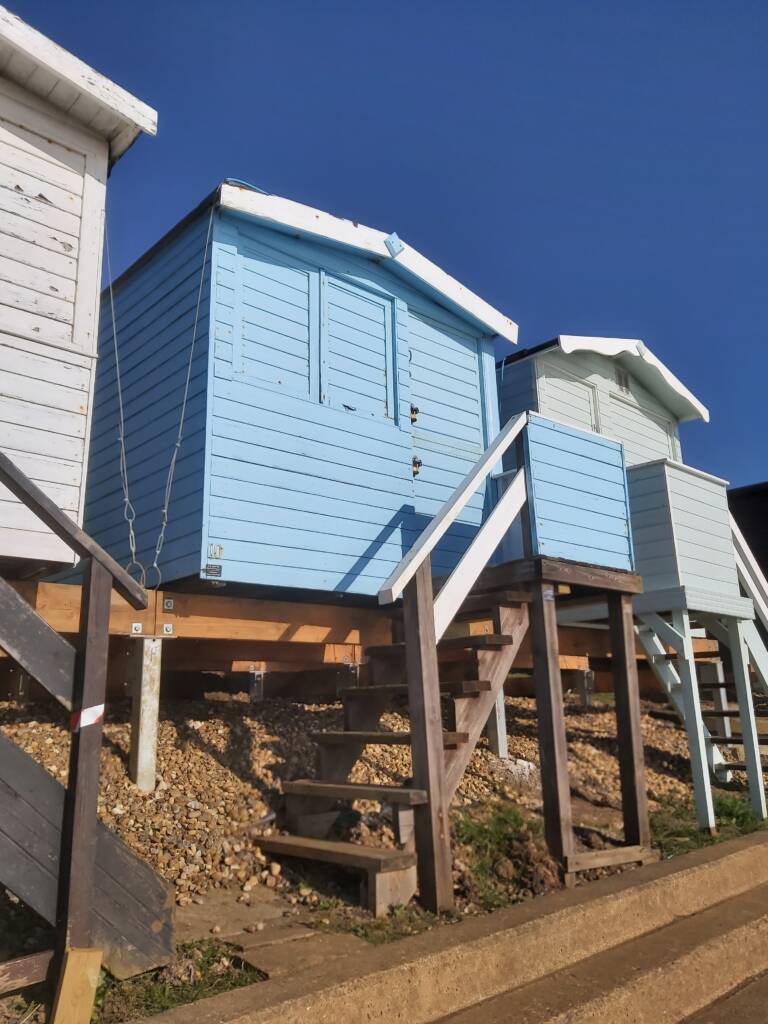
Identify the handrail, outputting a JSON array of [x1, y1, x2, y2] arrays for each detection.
[[0, 450, 147, 609], [433, 467, 527, 640], [730, 513, 768, 634], [378, 412, 528, 604]]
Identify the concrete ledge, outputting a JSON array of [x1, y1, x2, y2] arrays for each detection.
[[140, 832, 768, 1024]]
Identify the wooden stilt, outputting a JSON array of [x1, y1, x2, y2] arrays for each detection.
[[530, 581, 574, 866], [56, 557, 112, 950], [129, 637, 162, 793], [403, 557, 454, 913], [50, 947, 102, 1024], [727, 618, 768, 820], [608, 592, 650, 848], [673, 609, 716, 832]]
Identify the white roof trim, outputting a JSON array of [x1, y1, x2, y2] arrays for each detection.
[[218, 182, 518, 344], [630, 458, 727, 486], [557, 336, 709, 424], [0, 6, 157, 160]]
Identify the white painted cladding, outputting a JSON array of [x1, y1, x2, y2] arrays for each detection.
[[533, 349, 682, 465], [0, 74, 107, 563], [627, 460, 741, 601]]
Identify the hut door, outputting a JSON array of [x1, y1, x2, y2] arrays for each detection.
[[407, 310, 486, 575]]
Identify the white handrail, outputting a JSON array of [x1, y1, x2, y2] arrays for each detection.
[[377, 412, 528, 605], [731, 513, 768, 633], [433, 468, 527, 640]]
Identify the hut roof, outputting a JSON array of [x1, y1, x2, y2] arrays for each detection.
[[499, 335, 709, 424], [0, 5, 157, 161], [218, 181, 518, 345]]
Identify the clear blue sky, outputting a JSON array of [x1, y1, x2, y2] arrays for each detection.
[[15, 0, 767, 485]]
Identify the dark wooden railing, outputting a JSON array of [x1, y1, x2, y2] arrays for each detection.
[[0, 451, 148, 1004]]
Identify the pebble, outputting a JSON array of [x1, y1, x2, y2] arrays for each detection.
[[0, 694, 691, 907]]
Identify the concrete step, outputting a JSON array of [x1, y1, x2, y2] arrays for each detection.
[[283, 779, 428, 805], [441, 883, 768, 1024], [683, 968, 768, 1022]]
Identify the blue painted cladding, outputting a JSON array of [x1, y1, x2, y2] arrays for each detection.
[[524, 414, 634, 571], [203, 210, 492, 595], [83, 213, 211, 582]]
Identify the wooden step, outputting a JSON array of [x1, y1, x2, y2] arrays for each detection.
[[311, 730, 469, 749], [257, 833, 416, 873], [707, 736, 768, 746], [283, 780, 428, 805], [720, 762, 768, 771], [366, 634, 520, 659], [340, 680, 492, 700], [708, 712, 768, 720]]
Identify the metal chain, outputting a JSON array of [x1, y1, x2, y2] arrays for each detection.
[[149, 206, 215, 589], [105, 226, 146, 587]]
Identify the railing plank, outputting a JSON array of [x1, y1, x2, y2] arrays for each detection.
[[378, 412, 527, 604], [0, 450, 146, 609], [433, 468, 527, 640], [0, 575, 75, 709], [731, 513, 768, 633]]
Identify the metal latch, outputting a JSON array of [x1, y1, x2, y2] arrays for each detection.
[[412, 456, 423, 477]]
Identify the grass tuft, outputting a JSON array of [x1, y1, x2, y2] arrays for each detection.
[[651, 792, 767, 859]]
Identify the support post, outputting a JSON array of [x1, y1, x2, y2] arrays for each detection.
[[129, 637, 162, 793], [673, 610, 716, 832], [53, 558, 111, 1023], [403, 556, 454, 912], [485, 691, 509, 759], [530, 580, 574, 866], [608, 592, 651, 848], [727, 618, 767, 819]]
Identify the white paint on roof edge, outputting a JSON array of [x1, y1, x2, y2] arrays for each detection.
[[630, 458, 728, 487], [0, 5, 157, 159], [219, 182, 518, 344], [557, 335, 709, 424]]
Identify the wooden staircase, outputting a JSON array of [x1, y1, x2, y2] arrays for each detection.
[[260, 413, 653, 914], [0, 452, 173, 1005], [259, 575, 530, 915]]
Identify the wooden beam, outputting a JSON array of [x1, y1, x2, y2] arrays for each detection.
[[475, 557, 644, 595], [162, 639, 361, 672], [12, 582, 155, 638], [565, 845, 658, 873], [0, 949, 53, 996], [530, 581, 574, 865], [0, 576, 75, 708], [608, 592, 651, 848], [155, 591, 392, 645], [57, 559, 112, 950], [403, 557, 454, 913], [0, 451, 146, 609]]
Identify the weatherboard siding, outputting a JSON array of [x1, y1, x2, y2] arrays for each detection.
[[626, 460, 740, 601], [524, 415, 634, 572], [203, 212, 491, 594], [83, 212, 211, 582], [0, 76, 108, 562], [498, 348, 683, 467]]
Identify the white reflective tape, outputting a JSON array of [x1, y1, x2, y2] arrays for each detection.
[[71, 703, 105, 732]]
